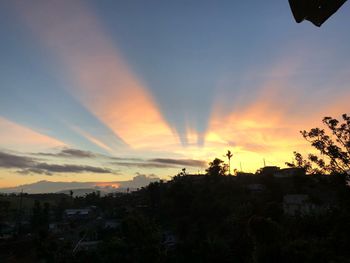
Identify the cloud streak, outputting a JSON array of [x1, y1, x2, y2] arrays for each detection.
[[112, 157, 206, 169], [150, 158, 206, 168], [0, 117, 65, 152], [203, 50, 350, 171], [14, 0, 176, 151], [0, 151, 36, 169], [112, 161, 176, 169], [36, 148, 96, 158], [0, 151, 113, 175], [21, 163, 112, 175]]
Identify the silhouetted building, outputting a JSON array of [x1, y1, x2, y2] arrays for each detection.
[[104, 219, 120, 229], [236, 172, 255, 177], [162, 231, 177, 250], [74, 241, 101, 252], [257, 166, 280, 176], [0, 222, 15, 240], [274, 168, 306, 178], [283, 194, 312, 216], [246, 184, 266, 194], [64, 208, 93, 220]]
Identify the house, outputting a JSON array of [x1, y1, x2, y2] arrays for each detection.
[[236, 172, 255, 177], [0, 222, 15, 240], [257, 166, 280, 176], [283, 194, 314, 216], [274, 168, 306, 178], [64, 208, 93, 220], [73, 241, 101, 253], [104, 219, 120, 229], [246, 184, 266, 193], [48, 222, 70, 234], [162, 231, 177, 249]]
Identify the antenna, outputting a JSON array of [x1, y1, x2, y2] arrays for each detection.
[[240, 162, 243, 171], [263, 158, 266, 167]]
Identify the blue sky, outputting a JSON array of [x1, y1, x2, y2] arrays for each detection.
[[0, 0, 349, 187]]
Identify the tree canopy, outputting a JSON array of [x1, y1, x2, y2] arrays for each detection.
[[287, 114, 350, 175], [206, 158, 228, 176]]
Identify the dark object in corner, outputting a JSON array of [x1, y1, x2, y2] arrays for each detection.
[[289, 0, 347, 26]]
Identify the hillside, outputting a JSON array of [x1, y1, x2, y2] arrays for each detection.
[[2, 173, 350, 262]]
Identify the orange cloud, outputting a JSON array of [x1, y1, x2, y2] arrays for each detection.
[[205, 54, 350, 172]]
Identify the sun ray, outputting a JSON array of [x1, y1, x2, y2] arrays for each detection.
[[0, 117, 65, 151], [14, 0, 177, 150]]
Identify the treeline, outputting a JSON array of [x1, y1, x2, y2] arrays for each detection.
[[1, 171, 350, 262], [75, 172, 350, 263]]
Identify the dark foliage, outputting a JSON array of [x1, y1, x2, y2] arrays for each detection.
[[206, 158, 228, 176], [2, 159, 350, 262], [287, 114, 350, 175]]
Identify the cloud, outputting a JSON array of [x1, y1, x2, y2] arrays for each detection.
[[34, 163, 111, 174], [110, 157, 144, 162], [112, 161, 177, 169], [58, 148, 96, 158], [36, 148, 96, 158], [17, 168, 53, 176], [0, 151, 36, 169], [29, 163, 114, 175], [0, 151, 113, 175], [111, 157, 206, 169], [118, 173, 160, 188], [149, 158, 206, 168]]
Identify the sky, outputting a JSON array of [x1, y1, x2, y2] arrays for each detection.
[[0, 0, 349, 188]]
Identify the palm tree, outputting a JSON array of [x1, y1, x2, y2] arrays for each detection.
[[226, 150, 233, 175]]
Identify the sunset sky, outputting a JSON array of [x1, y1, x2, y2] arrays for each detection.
[[0, 0, 349, 188]]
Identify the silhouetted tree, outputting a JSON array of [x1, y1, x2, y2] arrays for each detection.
[[0, 200, 10, 221], [206, 158, 227, 176], [225, 150, 233, 175], [31, 200, 42, 231], [0, 200, 10, 234], [287, 152, 313, 173], [248, 216, 282, 262], [31, 201, 49, 236], [287, 114, 350, 175], [147, 181, 161, 209]]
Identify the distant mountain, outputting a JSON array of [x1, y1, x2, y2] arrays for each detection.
[[0, 174, 160, 194], [0, 180, 95, 194]]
